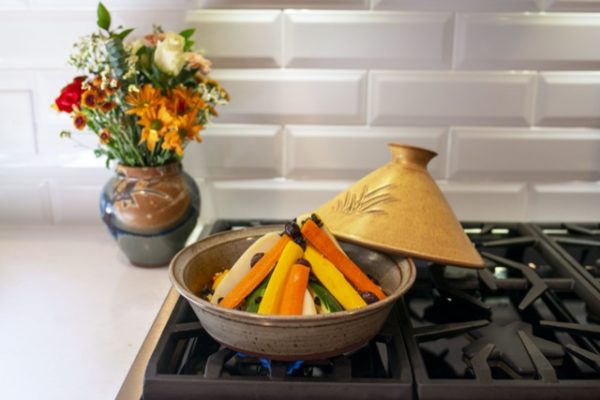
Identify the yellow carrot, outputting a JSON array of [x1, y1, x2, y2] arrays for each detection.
[[304, 245, 367, 310], [302, 219, 386, 300], [279, 264, 310, 316], [220, 235, 290, 309], [258, 241, 304, 314]]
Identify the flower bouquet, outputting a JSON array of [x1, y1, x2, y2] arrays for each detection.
[[53, 3, 229, 266], [54, 3, 228, 167]]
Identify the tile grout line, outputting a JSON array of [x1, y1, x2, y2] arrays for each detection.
[[451, 12, 460, 70], [280, 124, 288, 179], [365, 69, 372, 126], [444, 126, 453, 181], [529, 72, 540, 128], [279, 10, 286, 70]]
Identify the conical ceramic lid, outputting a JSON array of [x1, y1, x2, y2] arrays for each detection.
[[316, 144, 484, 268]]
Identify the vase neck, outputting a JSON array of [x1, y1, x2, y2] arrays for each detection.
[[117, 163, 182, 179], [388, 144, 437, 168]]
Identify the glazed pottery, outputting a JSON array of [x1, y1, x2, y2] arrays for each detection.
[[316, 143, 484, 268], [169, 225, 416, 360], [101, 163, 200, 267]]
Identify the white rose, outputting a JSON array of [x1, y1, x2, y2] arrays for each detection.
[[153, 32, 186, 76]]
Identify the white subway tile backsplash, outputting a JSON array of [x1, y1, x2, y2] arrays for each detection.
[[0, 180, 53, 224], [373, 0, 543, 11], [545, 0, 600, 11], [211, 178, 529, 221], [186, 10, 282, 68], [49, 182, 103, 224], [536, 72, 600, 126], [210, 179, 351, 219], [0, 70, 36, 155], [0, 0, 26, 10], [449, 127, 600, 181], [183, 124, 283, 179], [0, 91, 36, 155], [455, 13, 600, 70], [284, 11, 452, 69], [35, 69, 80, 126], [194, 0, 369, 9], [212, 69, 366, 124], [528, 182, 600, 221], [30, 0, 191, 9], [438, 181, 528, 221], [34, 68, 101, 155], [1, 2, 600, 224], [0, 12, 96, 68], [370, 71, 535, 126], [285, 126, 447, 179], [0, 11, 183, 68], [36, 124, 99, 155]]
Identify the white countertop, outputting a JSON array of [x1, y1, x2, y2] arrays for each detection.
[[0, 223, 184, 400]]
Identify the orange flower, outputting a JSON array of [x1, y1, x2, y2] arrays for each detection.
[[100, 101, 116, 113], [96, 89, 107, 103], [171, 86, 204, 116], [138, 106, 174, 152], [73, 112, 87, 130], [140, 127, 160, 152], [177, 112, 203, 142], [100, 129, 111, 144], [81, 90, 96, 109], [161, 130, 184, 156], [91, 76, 103, 88], [125, 84, 162, 117]]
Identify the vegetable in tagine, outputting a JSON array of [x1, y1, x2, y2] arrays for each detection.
[[200, 213, 386, 315]]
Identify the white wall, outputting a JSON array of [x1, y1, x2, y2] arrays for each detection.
[[1, 0, 600, 224]]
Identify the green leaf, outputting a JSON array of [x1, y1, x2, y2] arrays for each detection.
[[179, 28, 195, 39], [116, 28, 134, 40], [97, 2, 111, 31], [183, 39, 195, 52]]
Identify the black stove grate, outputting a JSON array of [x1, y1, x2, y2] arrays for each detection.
[[401, 222, 600, 400], [531, 223, 600, 295], [142, 220, 600, 400], [142, 220, 413, 400]]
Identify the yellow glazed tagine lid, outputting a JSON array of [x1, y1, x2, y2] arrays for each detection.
[[316, 143, 485, 269]]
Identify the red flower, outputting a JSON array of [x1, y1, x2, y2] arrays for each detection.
[[54, 76, 85, 113]]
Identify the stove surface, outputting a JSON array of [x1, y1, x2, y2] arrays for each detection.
[[123, 220, 600, 400]]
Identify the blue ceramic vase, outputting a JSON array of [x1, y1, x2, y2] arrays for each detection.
[[100, 163, 200, 267]]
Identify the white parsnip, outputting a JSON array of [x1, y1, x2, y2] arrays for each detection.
[[211, 232, 280, 304]]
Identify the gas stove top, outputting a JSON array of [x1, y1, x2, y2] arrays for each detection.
[[122, 220, 600, 400]]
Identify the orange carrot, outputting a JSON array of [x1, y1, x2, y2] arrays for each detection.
[[279, 263, 310, 315], [219, 235, 290, 308], [301, 219, 387, 300]]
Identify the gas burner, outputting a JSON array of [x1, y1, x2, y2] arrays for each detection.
[[463, 320, 564, 378], [143, 290, 413, 400], [204, 350, 343, 379]]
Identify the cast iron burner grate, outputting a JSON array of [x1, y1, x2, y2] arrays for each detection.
[[142, 220, 600, 399], [532, 223, 600, 298], [142, 220, 413, 400], [401, 222, 600, 400]]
